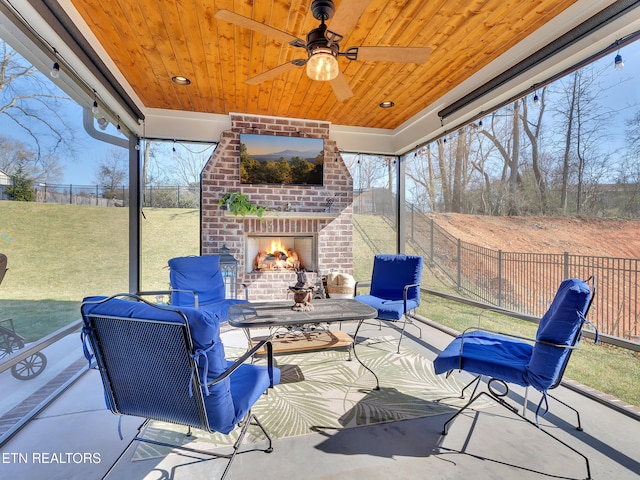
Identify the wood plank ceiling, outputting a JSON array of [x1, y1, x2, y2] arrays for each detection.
[[69, 0, 578, 130]]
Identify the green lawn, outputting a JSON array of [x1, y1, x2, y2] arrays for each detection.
[[0, 202, 198, 339], [1, 203, 637, 407]]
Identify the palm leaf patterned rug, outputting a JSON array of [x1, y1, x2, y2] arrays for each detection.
[[132, 336, 486, 461]]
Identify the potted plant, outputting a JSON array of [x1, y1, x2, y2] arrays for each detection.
[[219, 191, 268, 218]]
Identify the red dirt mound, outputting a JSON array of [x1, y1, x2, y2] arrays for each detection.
[[430, 213, 640, 259]]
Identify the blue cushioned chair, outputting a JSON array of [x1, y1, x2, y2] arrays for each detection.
[[434, 277, 596, 479], [81, 293, 280, 480], [354, 254, 424, 353], [168, 255, 249, 323]]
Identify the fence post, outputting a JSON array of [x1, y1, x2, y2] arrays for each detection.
[[96, 185, 99, 205], [564, 251, 569, 278], [69, 184, 72, 204], [177, 186, 181, 208], [457, 238, 461, 290], [498, 249, 503, 307]]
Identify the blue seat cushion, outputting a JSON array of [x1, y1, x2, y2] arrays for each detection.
[[213, 361, 281, 434], [433, 330, 533, 387], [354, 294, 419, 321], [169, 256, 226, 307]]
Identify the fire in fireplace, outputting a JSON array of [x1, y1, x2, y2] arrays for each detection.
[[246, 235, 316, 273], [255, 239, 300, 271]]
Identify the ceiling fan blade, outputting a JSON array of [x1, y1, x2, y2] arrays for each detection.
[[245, 60, 306, 85], [354, 46, 432, 63], [329, 0, 373, 36], [215, 9, 303, 45], [330, 72, 354, 101]]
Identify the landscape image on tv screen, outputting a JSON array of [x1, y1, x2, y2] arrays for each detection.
[[240, 133, 324, 185]]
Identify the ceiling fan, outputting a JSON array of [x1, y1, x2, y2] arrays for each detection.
[[215, 0, 431, 101]]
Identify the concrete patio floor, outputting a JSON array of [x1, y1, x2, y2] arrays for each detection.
[[1, 320, 639, 480]]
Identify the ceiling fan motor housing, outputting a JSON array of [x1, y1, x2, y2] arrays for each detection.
[[311, 0, 335, 21], [306, 24, 339, 57]]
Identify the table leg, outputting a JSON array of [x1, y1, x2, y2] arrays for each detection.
[[352, 319, 380, 390]]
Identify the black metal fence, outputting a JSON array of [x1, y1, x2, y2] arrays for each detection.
[[37, 184, 128, 206], [0, 182, 200, 208], [408, 212, 640, 341], [143, 185, 200, 208]]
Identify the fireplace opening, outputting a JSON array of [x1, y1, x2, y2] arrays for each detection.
[[246, 235, 316, 273]]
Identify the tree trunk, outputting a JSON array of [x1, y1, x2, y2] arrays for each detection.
[[508, 101, 521, 215], [437, 140, 451, 211], [561, 75, 577, 213], [520, 90, 548, 213], [452, 132, 466, 213]]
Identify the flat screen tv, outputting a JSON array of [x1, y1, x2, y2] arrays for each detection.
[[240, 133, 324, 185]]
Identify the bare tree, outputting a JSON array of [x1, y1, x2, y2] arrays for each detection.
[[172, 147, 206, 185], [553, 65, 616, 215], [95, 147, 128, 199], [0, 40, 76, 161], [520, 87, 549, 213], [350, 154, 389, 191], [479, 104, 522, 215], [468, 129, 499, 214], [0, 135, 63, 182], [141, 141, 151, 190], [451, 130, 467, 213], [406, 146, 438, 212], [626, 109, 640, 157], [436, 139, 451, 212], [142, 141, 212, 186]]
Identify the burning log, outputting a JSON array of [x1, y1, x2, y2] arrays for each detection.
[[255, 244, 301, 271]]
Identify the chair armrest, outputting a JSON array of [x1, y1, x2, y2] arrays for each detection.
[[136, 289, 173, 302], [460, 326, 535, 344], [455, 327, 578, 370], [460, 326, 580, 349], [206, 339, 276, 388], [138, 289, 200, 308], [403, 282, 421, 311]]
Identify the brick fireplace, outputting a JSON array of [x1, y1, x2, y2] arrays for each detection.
[[201, 114, 353, 301]]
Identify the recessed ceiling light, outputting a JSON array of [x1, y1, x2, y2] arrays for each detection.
[[172, 76, 191, 85], [379, 101, 395, 108]]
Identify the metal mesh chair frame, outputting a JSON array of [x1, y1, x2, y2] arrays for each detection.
[[81, 294, 275, 480]]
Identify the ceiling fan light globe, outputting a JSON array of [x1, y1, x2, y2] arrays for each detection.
[[306, 49, 339, 81]]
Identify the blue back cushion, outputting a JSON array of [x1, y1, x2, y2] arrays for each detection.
[[370, 254, 423, 303], [169, 256, 226, 306], [525, 278, 592, 391], [81, 296, 236, 433]]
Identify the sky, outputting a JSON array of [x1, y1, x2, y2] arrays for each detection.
[[1, 35, 639, 186], [241, 133, 323, 156], [0, 88, 126, 185]]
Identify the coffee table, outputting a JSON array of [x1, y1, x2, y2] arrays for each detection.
[[228, 298, 380, 389]]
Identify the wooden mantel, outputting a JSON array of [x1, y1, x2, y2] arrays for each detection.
[[222, 211, 339, 220]]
